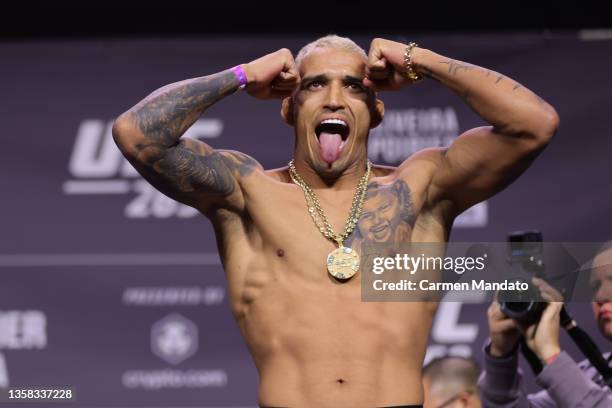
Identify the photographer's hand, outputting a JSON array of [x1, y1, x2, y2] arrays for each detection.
[[523, 278, 564, 362], [487, 299, 521, 357]]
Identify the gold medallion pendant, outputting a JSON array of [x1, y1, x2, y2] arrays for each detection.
[[327, 246, 360, 280], [288, 159, 371, 281]]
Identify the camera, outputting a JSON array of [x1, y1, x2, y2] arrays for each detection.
[[498, 230, 547, 325]]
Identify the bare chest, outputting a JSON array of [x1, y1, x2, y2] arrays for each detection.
[[243, 174, 431, 278]]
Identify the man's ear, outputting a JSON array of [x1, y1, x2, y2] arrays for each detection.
[[369, 98, 385, 129], [281, 97, 295, 126]]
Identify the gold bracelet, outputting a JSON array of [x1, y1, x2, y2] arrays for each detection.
[[403, 42, 422, 81]]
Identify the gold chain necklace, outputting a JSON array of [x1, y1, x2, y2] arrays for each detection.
[[288, 159, 372, 280]]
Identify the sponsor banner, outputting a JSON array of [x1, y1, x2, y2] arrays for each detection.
[[0, 267, 258, 406]]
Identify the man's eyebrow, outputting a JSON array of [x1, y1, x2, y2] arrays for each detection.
[[302, 74, 365, 84], [344, 75, 365, 83], [301, 74, 328, 85]]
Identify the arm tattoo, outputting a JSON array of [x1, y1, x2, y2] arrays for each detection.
[[121, 70, 260, 200], [219, 150, 260, 178], [153, 144, 234, 196], [439, 59, 476, 75], [132, 70, 239, 147], [147, 141, 259, 198]]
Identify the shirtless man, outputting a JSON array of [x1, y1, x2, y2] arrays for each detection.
[[112, 35, 559, 407]]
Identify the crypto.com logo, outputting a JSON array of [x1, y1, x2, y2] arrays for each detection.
[[0, 310, 48, 388], [151, 314, 198, 365], [63, 119, 222, 219]]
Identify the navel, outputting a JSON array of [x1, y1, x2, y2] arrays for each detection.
[[276, 248, 285, 257]]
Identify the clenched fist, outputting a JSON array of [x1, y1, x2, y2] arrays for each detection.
[[242, 48, 300, 99], [364, 38, 421, 92]]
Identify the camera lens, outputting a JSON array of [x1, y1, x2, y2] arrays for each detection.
[[499, 278, 546, 325]]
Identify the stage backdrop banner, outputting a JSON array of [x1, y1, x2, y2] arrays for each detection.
[[1, 33, 611, 407]]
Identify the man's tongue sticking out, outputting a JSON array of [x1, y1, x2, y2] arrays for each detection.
[[319, 132, 343, 164]]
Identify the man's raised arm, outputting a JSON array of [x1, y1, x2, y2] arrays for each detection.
[[364, 39, 559, 214], [112, 48, 299, 213]]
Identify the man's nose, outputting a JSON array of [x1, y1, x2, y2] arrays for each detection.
[[324, 83, 346, 111]]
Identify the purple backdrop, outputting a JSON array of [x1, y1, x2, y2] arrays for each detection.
[[0, 32, 611, 407]]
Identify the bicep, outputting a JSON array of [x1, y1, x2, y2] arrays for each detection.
[[428, 126, 546, 213], [120, 136, 259, 212]]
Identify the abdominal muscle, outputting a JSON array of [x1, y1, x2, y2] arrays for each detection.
[[233, 259, 434, 407]]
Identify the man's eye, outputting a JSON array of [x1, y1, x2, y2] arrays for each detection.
[[348, 83, 364, 91], [309, 81, 323, 89]]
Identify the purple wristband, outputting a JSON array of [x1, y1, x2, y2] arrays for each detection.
[[232, 65, 248, 88]]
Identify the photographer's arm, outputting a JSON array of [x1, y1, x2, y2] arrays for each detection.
[[483, 285, 612, 408], [478, 344, 531, 408], [535, 352, 612, 408], [478, 301, 531, 407], [525, 299, 612, 407]]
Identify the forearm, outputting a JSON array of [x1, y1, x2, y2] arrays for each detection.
[[119, 68, 241, 148], [536, 352, 612, 408], [411, 48, 559, 139], [479, 343, 530, 407]]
